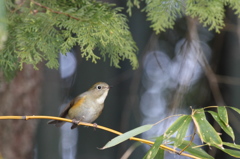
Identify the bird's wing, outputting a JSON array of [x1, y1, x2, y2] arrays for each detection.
[[59, 99, 75, 118], [47, 96, 82, 126]]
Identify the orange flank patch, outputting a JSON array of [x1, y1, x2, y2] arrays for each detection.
[[71, 96, 86, 110]]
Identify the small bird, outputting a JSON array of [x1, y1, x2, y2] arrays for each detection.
[[48, 82, 110, 129]]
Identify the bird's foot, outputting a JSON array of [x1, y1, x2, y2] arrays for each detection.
[[71, 119, 81, 129], [93, 123, 98, 131], [72, 119, 81, 125]]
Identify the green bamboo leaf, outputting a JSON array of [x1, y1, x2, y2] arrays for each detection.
[[208, 111, 235, 142], [223, 142, 240, 149], [222, 149, 240, 158], [217, 106, 229, 126], [155, 147, 164, 159], [174, 115, 192, 148], [101, 124, 153, 149], [192, 109, 223, 147], [213, 144, 240, 158], [164, 115, 190, 139], [143, 135, 164, 159], [170, 138, 214, 159], [228, 106, 240, 114]]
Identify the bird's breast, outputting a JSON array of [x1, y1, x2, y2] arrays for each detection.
[[68, 99, 104, 123]]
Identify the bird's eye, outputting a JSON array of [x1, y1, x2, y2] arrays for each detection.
[[97, 85, 102, 90]]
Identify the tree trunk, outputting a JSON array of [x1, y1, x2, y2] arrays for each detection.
[[0, 64, 42, 159]]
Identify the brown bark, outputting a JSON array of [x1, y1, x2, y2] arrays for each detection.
[[0, 64, 42, 159]]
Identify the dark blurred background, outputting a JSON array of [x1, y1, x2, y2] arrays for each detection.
[[0, 0, 240, 159]]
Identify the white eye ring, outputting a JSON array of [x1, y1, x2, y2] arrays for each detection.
[[97, 85, 102, 90]]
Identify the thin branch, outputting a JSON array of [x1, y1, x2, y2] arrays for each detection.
[[203, 106, 219, 109], [179, 124, 197, 155], [199, 55, 225, 105], [186, 16, 225, 105], [216, 75, 240, 85], [153, 114, 186, 125], [120, 142, 141, 159], [153, 51, 163, 70], [30, 0, 81, 21], [0, 115, 200, 159]]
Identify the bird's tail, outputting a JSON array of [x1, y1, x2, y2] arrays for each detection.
[[47, 120, 65, 127]]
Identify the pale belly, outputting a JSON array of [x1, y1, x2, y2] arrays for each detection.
[[68, 104, 103, 123]]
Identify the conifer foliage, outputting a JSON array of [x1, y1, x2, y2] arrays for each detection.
[[127, 0, 240, 34], [1, 0, 139, 79], [2, 0, 240, 79]]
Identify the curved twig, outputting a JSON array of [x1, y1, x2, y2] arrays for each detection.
[[0, 115, 201, 159]]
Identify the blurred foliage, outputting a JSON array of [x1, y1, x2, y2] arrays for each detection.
[[1, 0, 138, 79], [0, 0, 7, 51], [127, 0, 240, 34]]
